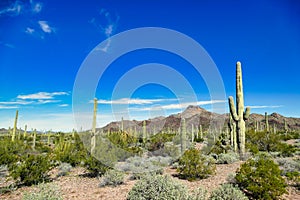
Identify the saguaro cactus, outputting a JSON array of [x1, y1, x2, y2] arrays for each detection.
[[12, 110, 18, 142], [265, 112, 269, 132], [142, 120, 147, 143], [228, 61, 250, 155], [228, 114, 237, 151], [91, 98, 97, 155], [32, 129, 36, 149], [284, 119, 288, 133], [23, 125, 27, 138], [180, 118, 187, 154]]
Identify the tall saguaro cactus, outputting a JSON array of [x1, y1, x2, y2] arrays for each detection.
[[23, 125, 27, 138], [228, 61, 250, 155], [142, 120, 147, 143], [265, 112, 269, 132], [228, 114, 237, 151], [91, 98, 97, 155], [180, 118, 187, 154], [12, 110, 18, 142]]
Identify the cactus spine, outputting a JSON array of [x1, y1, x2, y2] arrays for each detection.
[[181, 118, 187, 154], [265, 112, 269, 132], [91, 98, 97, 155], [228, 61, 250, 155], [12, 110, 18, 142]]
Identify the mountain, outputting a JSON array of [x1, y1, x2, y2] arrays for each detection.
[[100, 105, 300, 133]]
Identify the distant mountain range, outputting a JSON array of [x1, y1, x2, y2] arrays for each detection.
[[100, 105, 300, 133]]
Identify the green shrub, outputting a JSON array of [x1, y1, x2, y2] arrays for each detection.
[[84, 155, 109, 177], [209, 184, 248, 200], [127, 174, 189, 200], [0, 138, 28, 166], [177, 148, 216, 181], [216, 152, 239, 164], [99, 169, 125, 187], [53, 134, 86, 167], [235, 153, 287, 199], [10, 154, 52, 186], [22, 182, 62, 200]]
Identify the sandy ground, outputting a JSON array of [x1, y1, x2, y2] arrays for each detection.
[[1, 162, 299, 200]]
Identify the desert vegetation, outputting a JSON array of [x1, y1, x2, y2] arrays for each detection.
[[0, 62, 299, 199]]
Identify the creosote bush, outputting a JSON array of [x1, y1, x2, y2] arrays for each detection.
[[127, 174, 190, 200], [22, 182, 62, 200], [209, 184, 248, 200], [216, 152, 239, 164], [235, 153, 287, 199], [99, 169, 125, 187], [10, 154, 51, 186], [177, 148, 216, 181]]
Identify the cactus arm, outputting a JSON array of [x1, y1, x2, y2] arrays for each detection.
[[229, 96, 239, 121], [243, 107, 251, 120]]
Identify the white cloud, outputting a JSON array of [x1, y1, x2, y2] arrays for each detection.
[[90, 8, 119, 52], [31, 2, 42, 13], [249, 105, 283, 109], [17, 92, 68, 100], [0, 100, 33, 105], [25, 27, 35, 34], [0, 1, 23, 16], [59, 104, 69, 107], [97, 98, 164, 105], [38, 21, 54, 33], [130, 100, 226, 111], [0, 105, 18, 109]]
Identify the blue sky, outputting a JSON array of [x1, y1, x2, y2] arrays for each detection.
[[0, 0, 299, 131]]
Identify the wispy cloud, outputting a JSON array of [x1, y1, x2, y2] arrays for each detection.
[[30, 0, 42, 13], [38, 21, 54, 33], [0, 100, 33, 105], [90, 8, 119, 52], [0, 105, 19, 109], [0, 0, 42, 17], [17, 92, 68, 100], [97, 98, 165, 105], [0, 1, 23, 16], [0, 41, 15, 48], [249, 105, 283, 109], [25, 27, 35, 34], [59, 104, 69, 107], [130, 100, 226, 111]]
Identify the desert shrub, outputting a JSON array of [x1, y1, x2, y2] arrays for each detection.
[[0, 137, 29, 166], [148, 133, 176, 151], [99, 169, 125, 187], [9, 154, 52, 186], [57, 162, 72, 177], [216, 152, 239, 164], [116, 156, 163, 179], [246, 130, 296, 157], [226, 172, 236, 184], [159, 142, 180, 160], [127, 174, 189, 200], [209, 184, 248, 200], [22, 182, 62, 200], [276, 158, 300, 175], [189, 187, 208, 200], [53, 134, 86, 167], [148, 156, 172, 167], [84, 155, 109, 177], [177, 148, 216, 181], [235, 153, 287, 199]]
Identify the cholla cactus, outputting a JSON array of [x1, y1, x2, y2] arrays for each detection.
[[228, 61, 250, 155]]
